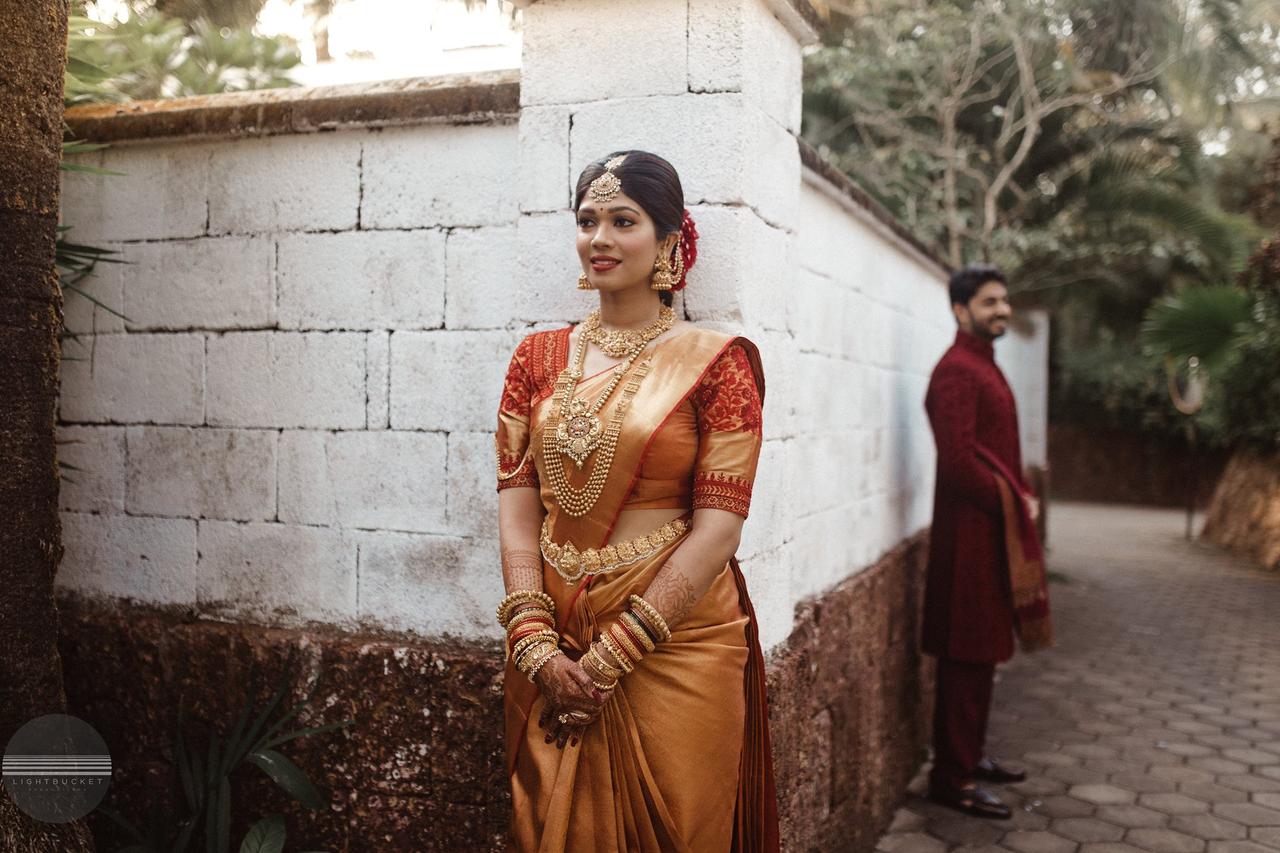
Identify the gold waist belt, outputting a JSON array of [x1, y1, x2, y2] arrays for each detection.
[[540, 517, 690, 583]]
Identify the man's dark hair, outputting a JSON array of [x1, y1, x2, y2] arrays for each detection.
[[948, 264, 1007, 306]]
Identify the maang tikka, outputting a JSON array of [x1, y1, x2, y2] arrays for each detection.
[[589, 154, 628, 203]]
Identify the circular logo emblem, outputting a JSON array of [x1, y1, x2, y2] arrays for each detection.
[[3, 714, 111, 823]]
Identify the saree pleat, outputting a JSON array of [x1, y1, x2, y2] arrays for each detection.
[[501, 328, 777, 853]]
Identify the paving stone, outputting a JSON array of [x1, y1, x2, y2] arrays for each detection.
[[1224, 750, 1280, 767], [887, 809, 927, 833], [1097, 806, 1171, 829], [1027, 751, 1083, 768], [928, 817, 1006, 846], [1246, 826, 1280, 847], [1078, 844, 1149, 853], [1141, 794, 1213, 816], [1217, 775, 1280, 795], [1051, 818, 1127, 842], [1204, 843, 1274, 853], [1213, 804, 1280, 827], [1166, 744, 1218, 759], [1004, 831, 1077, 853], [1125, 828, 1207, 853], [1169, 814, 1249, 841], [1253, 794, 1280, 810], [1180, 782, 1253, 805], [1189, 758, 1253, 775], [1110, 774, 1180, 794], [878, 831, 948, 853], [1150, 767, 1220, 786], [1051, 766, 1113, 785], [1074, 786, 1140, 806], [1013, 777, 1071, 797], [1034, 795, 1098, 818]]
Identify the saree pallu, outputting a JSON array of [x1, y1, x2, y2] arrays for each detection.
[[497, 327, 778, 853]]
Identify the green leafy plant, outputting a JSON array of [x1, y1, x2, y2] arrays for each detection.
[[100, 663, 352, 853]]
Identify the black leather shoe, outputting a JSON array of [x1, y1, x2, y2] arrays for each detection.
[[929, 782, 1012, 820], [974, 757, 1027, 784]]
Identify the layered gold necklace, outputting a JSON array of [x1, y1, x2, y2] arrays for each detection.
[[542, 306, 674, 516]]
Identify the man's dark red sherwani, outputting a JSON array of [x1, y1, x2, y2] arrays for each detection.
[[923, 329, 1026, 789]]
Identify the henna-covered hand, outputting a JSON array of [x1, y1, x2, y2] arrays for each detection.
[[535, 656, 606, 749]]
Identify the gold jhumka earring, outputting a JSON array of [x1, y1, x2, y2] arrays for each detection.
[[578, 273, 594, 290], [650, 241, 684, 291]]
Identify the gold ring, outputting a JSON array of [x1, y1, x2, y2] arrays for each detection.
[[568, 710, 591, 723]]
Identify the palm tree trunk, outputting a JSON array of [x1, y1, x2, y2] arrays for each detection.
[[0, 0, 94, 847]]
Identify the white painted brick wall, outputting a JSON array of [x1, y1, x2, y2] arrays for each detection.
[[361, 123, 519, 229], [277, 230, 446, 330], [277, 429, 446, 533], [208, 133, 362, 234], [54, 0, 1045, 651], [519, 0, 688, 106], [60, 332, 205, 425], [206, 331, 367, 428], [126, 426, 276, 521], [120, 236, 275, 330], [197, 520, 358, 623]]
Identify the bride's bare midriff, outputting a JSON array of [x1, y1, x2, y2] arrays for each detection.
[[607, 507, 690, 545]]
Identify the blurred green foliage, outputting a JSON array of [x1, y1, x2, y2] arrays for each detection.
[[68, 0, 300, 104], [804, 0, 1280, 450]]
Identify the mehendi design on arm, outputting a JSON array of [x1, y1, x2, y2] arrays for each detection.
[[645, 558, 699, 627], [502, 548, 544, 592]]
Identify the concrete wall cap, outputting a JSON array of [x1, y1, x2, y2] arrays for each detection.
[[63, 69, 520, 144]]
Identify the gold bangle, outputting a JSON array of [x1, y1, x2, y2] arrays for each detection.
[[496, 590, 556, 627], [505, 608, 553, 633], [619, 611, 656, 653], [591, 679, 618, 692], [526, 648, 560, 683], [521, 646, 561, 682], [511, 630, 558, 662], [628, 594, 672, 641], [585, 646, 623, 681], [599, 634, 634, 674]]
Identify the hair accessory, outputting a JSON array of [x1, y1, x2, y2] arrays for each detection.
[[673, 209, 699, 291], [589, 154, 628, 203]]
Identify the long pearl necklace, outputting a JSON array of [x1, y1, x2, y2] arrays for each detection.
[[542, 308, 673, 516]]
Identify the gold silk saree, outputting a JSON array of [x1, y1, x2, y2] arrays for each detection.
[[495, 325, 778, 853]]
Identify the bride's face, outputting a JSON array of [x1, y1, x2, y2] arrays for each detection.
[[575, 190, 674, 295]]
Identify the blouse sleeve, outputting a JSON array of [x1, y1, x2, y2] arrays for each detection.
[[495, 336, 540, 491], [690, 342, 764, 517]]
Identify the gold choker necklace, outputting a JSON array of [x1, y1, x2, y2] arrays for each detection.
[[580, 306, 675, 358]]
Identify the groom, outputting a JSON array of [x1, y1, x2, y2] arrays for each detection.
[[923, 264, 1043, 820]]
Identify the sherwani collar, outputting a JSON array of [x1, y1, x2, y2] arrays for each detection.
[[954, 329, 996, 361]]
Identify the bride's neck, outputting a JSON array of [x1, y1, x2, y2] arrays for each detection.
[[596, 289, 663, 329]]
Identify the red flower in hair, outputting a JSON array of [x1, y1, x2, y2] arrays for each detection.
[[674, 209, 699, 291]]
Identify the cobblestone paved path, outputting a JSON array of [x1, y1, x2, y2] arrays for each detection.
[[876, 503, 1280, 853]]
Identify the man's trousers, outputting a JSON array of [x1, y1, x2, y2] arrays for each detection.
[[930, 657, 996, 790]]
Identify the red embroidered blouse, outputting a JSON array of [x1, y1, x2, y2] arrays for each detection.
[[495, 328, 764, 518]]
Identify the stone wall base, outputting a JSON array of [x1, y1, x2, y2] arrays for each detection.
[[58, 533, 931, 852], [1202, 448, 1280, 571]]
